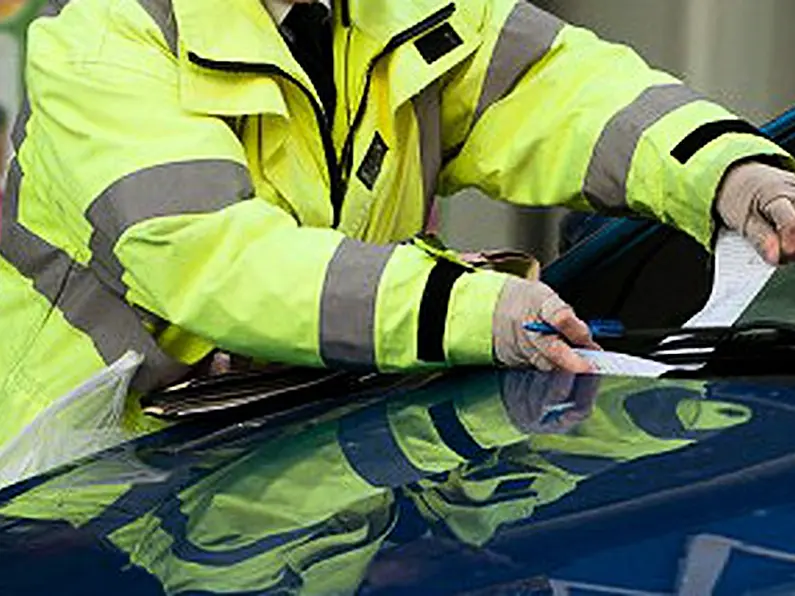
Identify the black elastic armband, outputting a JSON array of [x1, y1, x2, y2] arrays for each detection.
[[672, 120, 769, 164], [417, 260, 469, 362]]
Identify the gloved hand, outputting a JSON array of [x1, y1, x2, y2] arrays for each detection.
[[493, 277, 598, 373], [716, 161, 795, 265]]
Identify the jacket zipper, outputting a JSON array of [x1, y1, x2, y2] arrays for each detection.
[[344, 24, 353, 127], [189, 52, 345, 226], [338, 3, 456, 185], [188, 2, 455, 227]]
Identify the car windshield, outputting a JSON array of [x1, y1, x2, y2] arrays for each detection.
[[548, 107, 795, 340], [739, 265, 795, 323]]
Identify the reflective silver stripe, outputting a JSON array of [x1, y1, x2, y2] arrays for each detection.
[[412, 81, 442, 225], [623, 388, 713, 441], [1, 161, 189, 392], [86, 160, 254, 294], [319, 239, 395, 369], [541, 451, 616, 476], [39, 0, 69, 18], [11, 98, 30, 152], [2, 160, 22, 232], [13, 0, 55, 151], [136, 0, 178, 57], [1, 7, 190, 391], [583, 84, 702, 211], [473, 2, 564, 126]]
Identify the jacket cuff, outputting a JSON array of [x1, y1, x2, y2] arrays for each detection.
[[444, 269, 509, 365]]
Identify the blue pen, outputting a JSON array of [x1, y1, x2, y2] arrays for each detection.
[[523, 319, 625, 339]]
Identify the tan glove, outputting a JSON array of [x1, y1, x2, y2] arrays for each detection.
[[716, 161, 795, 264], [493, 277, 598, 373]]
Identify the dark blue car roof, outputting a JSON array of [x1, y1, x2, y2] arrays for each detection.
[[2, 370, 795, 595]]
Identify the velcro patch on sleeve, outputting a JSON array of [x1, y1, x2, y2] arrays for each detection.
[[357, 132, 389, 191], [415, 23, 463, 65]]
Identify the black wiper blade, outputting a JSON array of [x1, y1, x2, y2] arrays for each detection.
[[602, 321, 795, 377]]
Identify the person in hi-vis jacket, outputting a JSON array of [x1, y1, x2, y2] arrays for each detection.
[[1, 0, 790, 448]]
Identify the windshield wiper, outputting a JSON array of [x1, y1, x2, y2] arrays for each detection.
[[600, 321, 795, 378]]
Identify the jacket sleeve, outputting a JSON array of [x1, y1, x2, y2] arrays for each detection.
[[22, 1, 506, 373], [437, 0, 794, 247]]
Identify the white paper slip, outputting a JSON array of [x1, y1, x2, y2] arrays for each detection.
[[575, 349, 694, 378], [685, 229, 776, 328]]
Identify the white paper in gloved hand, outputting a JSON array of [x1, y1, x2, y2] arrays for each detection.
[[685, 229, 776, 328], [0, 351, 143, 488]]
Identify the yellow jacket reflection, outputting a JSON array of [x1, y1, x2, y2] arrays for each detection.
[[0, 372, 751, 594]]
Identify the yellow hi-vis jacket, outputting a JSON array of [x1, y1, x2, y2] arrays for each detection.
[[0, 0, 788, 445]]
